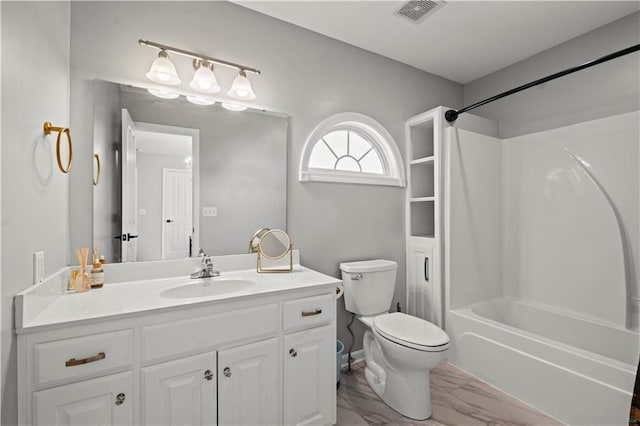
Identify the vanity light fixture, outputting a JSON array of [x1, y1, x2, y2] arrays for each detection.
[[221, 102, 248, 112], [147, 88, 180, 99], [186, 95, 216, 106], [228, 70, 256, 100], [189, 60, 221, 94], [139, 39, 260, 100], [145, 50, 181, 85]]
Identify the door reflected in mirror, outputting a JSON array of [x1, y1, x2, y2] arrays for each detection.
[[92, 80, 287, 263]]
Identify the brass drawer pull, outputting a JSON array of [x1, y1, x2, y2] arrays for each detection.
[[301, 308, 323, 317], [65, 352, 106, 367]]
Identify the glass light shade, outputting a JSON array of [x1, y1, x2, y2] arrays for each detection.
[[147, 88, 180, 99], [189, 64, 221, 94], [227, 71, 256, 100], [221, 102, 248, 112], [145, 51, 181, 85], [186, 95, 216, 106]]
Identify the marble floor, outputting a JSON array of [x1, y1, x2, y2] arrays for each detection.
[[336, 362, 563, 426]]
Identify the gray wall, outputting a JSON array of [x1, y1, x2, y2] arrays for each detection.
[[68, 1, 463, 359], [92, 80, 121, 263], [120, 89, 288, 256], [464, 12, 639, 138], [1, 2, 70, 424]]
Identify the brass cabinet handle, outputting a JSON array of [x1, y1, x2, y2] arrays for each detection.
[[65, 352, 106, 367], [301, 308, 322, 317]]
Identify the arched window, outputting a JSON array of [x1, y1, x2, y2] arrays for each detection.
[[299, 113, 405, 187]]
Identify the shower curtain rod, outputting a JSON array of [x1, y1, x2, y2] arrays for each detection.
[[444, 43, 640, 123]]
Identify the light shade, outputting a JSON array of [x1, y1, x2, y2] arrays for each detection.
[[227, 70, 256, 100], [221, 102, 248, 112], [146, 50, 181, 85], [186, 95, 216, 106], [147, 88, 180, 99], [189, 61, 221, 94]]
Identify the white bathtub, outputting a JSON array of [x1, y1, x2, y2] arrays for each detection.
[[448, 297, 639, 425]]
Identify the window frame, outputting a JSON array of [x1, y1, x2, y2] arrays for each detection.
[[299, 113, 405, 187]]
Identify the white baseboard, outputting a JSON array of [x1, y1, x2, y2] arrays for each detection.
[[341, 349, 364, 369]]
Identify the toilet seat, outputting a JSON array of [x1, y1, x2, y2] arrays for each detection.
[[373, 312, 449, 352]]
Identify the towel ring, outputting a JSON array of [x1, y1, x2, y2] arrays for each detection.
[[44, 122, 73, 173], [93, 153, 101, 186]]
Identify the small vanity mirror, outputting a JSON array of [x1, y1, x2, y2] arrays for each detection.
[[253, 229, 292, 273]]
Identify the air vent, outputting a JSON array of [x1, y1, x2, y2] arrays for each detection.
[[395, 0, 444, 23]]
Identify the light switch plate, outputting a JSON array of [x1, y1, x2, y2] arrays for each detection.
[[33, 251, 44, 285], [203, 207, 217, 217]]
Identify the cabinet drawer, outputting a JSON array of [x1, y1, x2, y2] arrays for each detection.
[[283, 293, 334, 332], [141, 303, 279, 362], [34, 329, 134, 388]]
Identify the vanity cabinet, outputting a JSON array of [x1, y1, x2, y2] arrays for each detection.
[[18, 285, 337, 426]]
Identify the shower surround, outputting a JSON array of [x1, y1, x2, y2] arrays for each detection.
[[445, 111, 640, 425]]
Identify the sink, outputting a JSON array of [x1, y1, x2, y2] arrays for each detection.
[[160, 278, 256, 299]]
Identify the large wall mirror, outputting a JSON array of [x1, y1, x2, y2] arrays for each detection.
[[93, 80, 287, 263]]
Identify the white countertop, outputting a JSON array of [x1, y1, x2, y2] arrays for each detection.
[[15, 253, 342, 333]]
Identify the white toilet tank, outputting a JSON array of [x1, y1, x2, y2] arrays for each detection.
[[340, 259, 397, 316]]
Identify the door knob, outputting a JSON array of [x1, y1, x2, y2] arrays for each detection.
[[166, 219, 174, 223], [289, 348, 298, 358], [223, 367, 231, 377], [204, 369, 214, 381], [115, 393, 126, 406]]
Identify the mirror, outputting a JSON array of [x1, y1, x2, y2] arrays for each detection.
[[256, 229, 292, 273], [92, 80, 288, 263]]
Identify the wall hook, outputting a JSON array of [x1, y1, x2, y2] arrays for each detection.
[[43, 121, 73, 173]]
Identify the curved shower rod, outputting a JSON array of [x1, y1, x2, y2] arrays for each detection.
[[445, 43, 640, 123]]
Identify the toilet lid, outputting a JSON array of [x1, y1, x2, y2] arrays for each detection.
[[373, 312, 449, 351]]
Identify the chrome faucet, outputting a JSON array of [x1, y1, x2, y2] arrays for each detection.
[[191, 249, 220, 278]]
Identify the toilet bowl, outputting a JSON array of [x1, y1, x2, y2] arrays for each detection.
[[340, 260, 449, 420], [359, 313, 449, 419]]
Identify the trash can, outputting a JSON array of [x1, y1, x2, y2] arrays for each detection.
[[336, 340, 344, 388]]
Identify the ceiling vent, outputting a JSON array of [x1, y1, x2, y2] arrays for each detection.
[[395, 0, 445, 24]]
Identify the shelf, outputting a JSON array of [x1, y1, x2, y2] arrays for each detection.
[[410, 197, 435, 203], [410, 156, 435, 166]]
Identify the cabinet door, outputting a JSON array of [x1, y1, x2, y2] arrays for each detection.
[[284, 325, 335, 426], [141, 351, 217, 426], [33, 371, 133, 426], [407, 240, 439, 324], [218, 337, 281, 425]]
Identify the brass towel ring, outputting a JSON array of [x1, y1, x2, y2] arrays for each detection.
[[93, 153, 101, 186], [44, 122, 73, 173]]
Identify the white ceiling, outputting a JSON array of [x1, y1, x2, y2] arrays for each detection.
[[234, 1, 640, 84]]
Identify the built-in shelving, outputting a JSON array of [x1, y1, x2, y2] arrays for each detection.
[[405, 106, 447, 327]]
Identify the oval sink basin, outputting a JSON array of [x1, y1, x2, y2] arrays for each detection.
[[160, 278, 256, 299]]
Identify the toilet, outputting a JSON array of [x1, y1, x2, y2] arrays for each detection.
[[340, 259, 449, 420]]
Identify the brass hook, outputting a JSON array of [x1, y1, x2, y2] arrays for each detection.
[[93, 153, 101, 186], [44, 122, 73, 174]]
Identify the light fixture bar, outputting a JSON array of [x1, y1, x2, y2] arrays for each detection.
[[138, 39, 261, 75]]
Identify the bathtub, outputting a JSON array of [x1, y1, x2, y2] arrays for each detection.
[[448, 297, 639, 425]]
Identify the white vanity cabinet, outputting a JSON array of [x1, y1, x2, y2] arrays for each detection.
[[17, 284, 337, 426]]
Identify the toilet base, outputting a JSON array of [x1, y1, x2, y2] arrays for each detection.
[[364, 362, 433, 420]]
